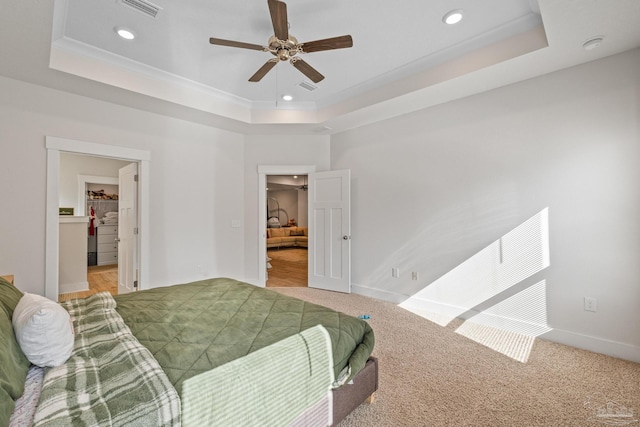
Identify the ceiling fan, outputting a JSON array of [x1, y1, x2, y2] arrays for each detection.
[[209, 0, 353, 83], [298, 176, 308, 191]]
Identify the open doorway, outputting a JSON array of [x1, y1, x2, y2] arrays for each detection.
[[257, 166, 351, 292], [265, 175, 308, 288], [45, 137, 150, 301], [57, 153, 129, 302], [82, 181, 120, 302]]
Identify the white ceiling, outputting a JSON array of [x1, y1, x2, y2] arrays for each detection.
[[60, 0, 541, 104], [1, 0, 640, 134]]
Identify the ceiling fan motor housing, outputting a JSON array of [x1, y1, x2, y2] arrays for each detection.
[[269, 35, 299, 61]]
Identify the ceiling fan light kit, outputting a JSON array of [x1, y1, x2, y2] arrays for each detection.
[[209, 0, 353, 83]]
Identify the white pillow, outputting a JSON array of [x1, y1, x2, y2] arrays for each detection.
[[12, 293, 74, 367]]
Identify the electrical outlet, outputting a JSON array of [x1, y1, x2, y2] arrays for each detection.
[[391, 268, 400, 278], [584, 297, 597, 312], [412, 272, 418, 281]]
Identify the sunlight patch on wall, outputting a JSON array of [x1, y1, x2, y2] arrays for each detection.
[[399, 208, 551, 361], [400, 305, 454, 327], [459, 280, 551, 337], [400, 208, 549, 321], [357, 182, 521, 298]]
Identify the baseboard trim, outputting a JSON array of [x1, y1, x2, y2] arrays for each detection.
[[352, 283, 640, 364], [541, 328, 640, 364], [352, 284, 408, 304], [59, 280, 89, 294]]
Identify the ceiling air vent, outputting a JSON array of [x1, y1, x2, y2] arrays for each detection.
[[119, 0, 162, 18], [298, 81, 318, 92]]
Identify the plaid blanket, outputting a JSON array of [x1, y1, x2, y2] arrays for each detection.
[[33, 293, 181, 427]]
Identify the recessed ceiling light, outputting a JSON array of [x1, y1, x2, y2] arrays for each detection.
[[443, 9, 464, 25], [115, 27, 136, 40], [281, 94, 293, 101], [583, 36, 604, 51]]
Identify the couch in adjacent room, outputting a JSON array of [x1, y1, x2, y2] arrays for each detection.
[[266, 226, 308, 249]]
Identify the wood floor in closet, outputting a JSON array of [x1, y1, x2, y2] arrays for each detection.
[[58, 265, 118, 302]]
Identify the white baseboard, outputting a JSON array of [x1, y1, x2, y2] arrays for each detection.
[[541, 328, 640, 364], [59, 280, 89, 294], [352, 283, 408, 304], [352, 282, 640, 364]]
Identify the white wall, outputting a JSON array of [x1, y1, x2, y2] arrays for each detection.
[[331, 49, 640, 361], [0, 76, 245, 293], [59, 153, 129, 210], [60, 153, 129, 220], [243, 135, 330, 284], [267, 189, 298, 226]]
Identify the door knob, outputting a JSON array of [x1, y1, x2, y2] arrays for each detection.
[[343, 235, 350, 240]]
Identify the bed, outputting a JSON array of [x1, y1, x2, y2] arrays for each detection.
[[0, 276, 377, 426]]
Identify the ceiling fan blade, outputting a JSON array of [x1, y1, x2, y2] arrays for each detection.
[[299, 35, 353, 53], [249, 60, 278, 82], [209, 37, 265, 51], [291, 58, 324, 83], [268, 0, 288, 41]]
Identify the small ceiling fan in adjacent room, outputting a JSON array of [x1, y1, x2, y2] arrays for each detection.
[[298, 176, 308, 191], [208, 0, 353, 83]]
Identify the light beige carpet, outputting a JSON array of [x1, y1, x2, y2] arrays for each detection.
[[271, 287, 640, 427]]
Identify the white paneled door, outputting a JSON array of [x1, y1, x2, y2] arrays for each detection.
[[308, 170, 351, 293], [118, 163, 138, 294]]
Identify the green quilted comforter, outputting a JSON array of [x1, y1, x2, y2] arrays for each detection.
[[114, 277, 375, 395]]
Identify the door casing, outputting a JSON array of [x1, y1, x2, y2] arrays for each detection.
[[257, 165, 316, 287], [45, 136, 150, 300]]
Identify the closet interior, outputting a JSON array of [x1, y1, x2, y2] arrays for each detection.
[[86, 184, 119, 267]]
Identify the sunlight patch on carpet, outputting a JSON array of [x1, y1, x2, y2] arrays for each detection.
[[454, 280, 551, 362], [455, 322, 535, 363]]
